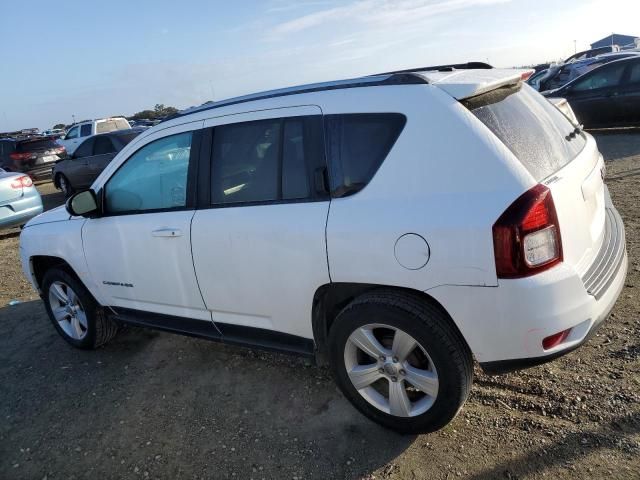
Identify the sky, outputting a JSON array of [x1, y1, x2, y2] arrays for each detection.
[[1, 0, 638, 131]]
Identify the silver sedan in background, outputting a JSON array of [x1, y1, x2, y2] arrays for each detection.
[[0, 168, 43, 229]]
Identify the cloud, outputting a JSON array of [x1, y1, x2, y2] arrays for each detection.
[[268, 0, 510, 38]]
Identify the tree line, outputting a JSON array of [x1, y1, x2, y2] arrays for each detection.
[[53, 104, 179, 130]]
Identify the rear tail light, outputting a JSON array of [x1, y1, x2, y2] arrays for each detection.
[[520, 69, 535, 81], [10, 175, 33, 189], [542, 328, 571, 350], [9, 152, 33, 161], [493, 184, 562, 278]]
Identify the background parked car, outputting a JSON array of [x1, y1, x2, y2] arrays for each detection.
[[0, 137, 66, 179], [53, 128, 144, 197], [57, 117, 131, 156], [563, 45, 620, 63], [543, 56, 640, 128], [535, 52, 640, 92], [41, 129, 66, 139], [0, 168, 43, 229]]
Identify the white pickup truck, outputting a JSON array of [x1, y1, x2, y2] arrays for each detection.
[[57, 117, 131, 155]]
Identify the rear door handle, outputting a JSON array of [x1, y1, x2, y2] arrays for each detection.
[[152, 228, 183, 237]]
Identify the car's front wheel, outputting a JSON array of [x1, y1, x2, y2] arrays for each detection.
[[328, 290, 473, 433], [56, 174, 73, 198], [42, 267, 118, 349]]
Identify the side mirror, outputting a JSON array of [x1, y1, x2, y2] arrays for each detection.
[[66, 190, 99, 217]]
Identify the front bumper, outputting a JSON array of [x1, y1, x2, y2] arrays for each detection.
[[427, 204, 628, 373]]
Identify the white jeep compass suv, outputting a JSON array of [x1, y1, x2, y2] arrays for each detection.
[[20, 63, 627, 433]]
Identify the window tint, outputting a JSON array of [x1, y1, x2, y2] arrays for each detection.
[[572, 63, 626, 91], [16, 139, 59, 152], [113, 131, 142, 148], [93, 136, 116, 155], [211, 116, 323, 205], [627, 62, 640, 85], [324, 113, 406, 197], [464, 83, 585, 181], [105, 132, 193, 213], [73, 138, 94, 158], [212, 120, 280, 204], [66, 126, 79, 139], [80, 124, 92, 137]]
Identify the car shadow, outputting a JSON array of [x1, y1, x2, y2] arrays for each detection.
[[466, 411, 639, 479], [38, 188, 66, 212], [0, 300, 415, 479], [591, 130, 640, 162]]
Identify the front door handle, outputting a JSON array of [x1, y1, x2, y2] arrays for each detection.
[[152, 227, 183, 237]]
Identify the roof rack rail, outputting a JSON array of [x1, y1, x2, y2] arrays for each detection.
[[376, 62, 493, 75], [164, 72, 429, 122]]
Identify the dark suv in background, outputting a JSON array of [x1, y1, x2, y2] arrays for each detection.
[[52, 129, 143, 196], [0, 137, 66, 179]]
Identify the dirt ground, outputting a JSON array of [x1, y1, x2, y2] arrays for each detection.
[[0, 132, 638, 480]]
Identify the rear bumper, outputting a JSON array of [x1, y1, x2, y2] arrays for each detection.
[[428, 204, 628, 372], [0, 193, 44, 228]]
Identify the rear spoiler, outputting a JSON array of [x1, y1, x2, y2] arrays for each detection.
[[418, 69, 531, 100], [376, 62, 493, 76]]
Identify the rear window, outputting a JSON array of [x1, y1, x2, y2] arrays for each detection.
[[16, 139, 59, 152], [324, 113, 406, 197], [463, 83, 585, 181], [113, 131, 142, 147], [96, 118, 130, 134]]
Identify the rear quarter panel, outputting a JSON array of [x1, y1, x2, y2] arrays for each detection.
[[323, 85, 535, 290]]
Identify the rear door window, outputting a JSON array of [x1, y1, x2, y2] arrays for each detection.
[[324, 113, 406, 197], [572, 62, 626, 91], [73, 138, 94, 158], [463, 83, 585, 181], [210, 116, 324, 205], [93, 136, 116, 155], [80, 124, 92, 137]]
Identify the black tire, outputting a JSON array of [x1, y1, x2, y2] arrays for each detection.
[[42, 267, 118, 349], [56, 173, 73, 198], [328, 290, 473, 434]]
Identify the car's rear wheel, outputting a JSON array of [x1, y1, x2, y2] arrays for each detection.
[[56, 174, 73, 198], [328, 290, 473, 433], [42, 268, 118, 349]]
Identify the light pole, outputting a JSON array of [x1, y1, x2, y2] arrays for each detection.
[[574, 40, 577, 54], [72, 114, 76, 125]]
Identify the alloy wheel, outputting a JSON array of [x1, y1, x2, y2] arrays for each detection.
[[48, 281, 88, 340], [344, 323, 439, 417]]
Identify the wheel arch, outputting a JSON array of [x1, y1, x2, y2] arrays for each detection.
[[312, 283, 472, 365], [31, 255, 80, 293]]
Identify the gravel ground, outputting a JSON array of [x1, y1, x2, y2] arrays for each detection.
[[0, 132, 638, 480]]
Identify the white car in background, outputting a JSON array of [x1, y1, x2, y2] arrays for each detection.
[[57, 117, 131, 155], [19, 64, 627, 433]]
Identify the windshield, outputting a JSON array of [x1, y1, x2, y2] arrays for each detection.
[[463, 83, 586, 181]]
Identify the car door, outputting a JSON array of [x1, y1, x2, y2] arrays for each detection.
[[82, 121, 211, 321], [61, 126, 81, 154], [87, 135, 117, 185], [564, 61, 627, 127], [190, 106, 331, 345], [64, 137, 94, 188], [615, 59, 640, 125]]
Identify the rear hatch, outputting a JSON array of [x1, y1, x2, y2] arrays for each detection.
[[456, 79, 605, 276], [14, 138, 65, 167]]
